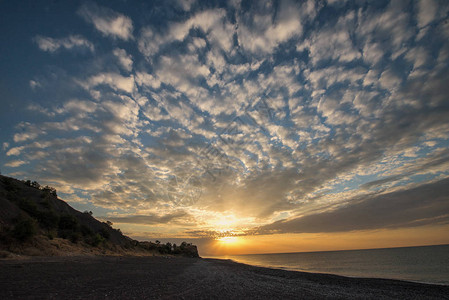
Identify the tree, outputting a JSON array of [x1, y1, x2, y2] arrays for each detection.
[[165, 242, 172, 252], [42, 185, 57, 197], [30, 181, 40, 189]]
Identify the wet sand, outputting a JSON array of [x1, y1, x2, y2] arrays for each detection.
[[1, 256, 448, 299]]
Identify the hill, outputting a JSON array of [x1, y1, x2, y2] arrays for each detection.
[[0, 175, 198, 258]]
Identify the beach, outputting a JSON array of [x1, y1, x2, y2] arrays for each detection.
[[1, 256, 448, 299]]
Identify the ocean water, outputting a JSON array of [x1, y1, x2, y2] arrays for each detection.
[[211, 244, 449, 285]]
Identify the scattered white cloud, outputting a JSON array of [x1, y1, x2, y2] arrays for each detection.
[[113, 48, 133, 72], [81, 72, 135, 93], [13, 130, 41, 143], [135, 72, 161, 90], [405, 46, 429, 70], [416, 0, 438, 28], [6, 146, 24, 156], [379, 68, 401, 91], [4, 160, 28, 167], [301, 11, 360, 65], [138, 8, 233, 58], [34, 35, 94, 52], [78, 3, 133, 40], [238, 0, 304, 54], [176, 0, 196, 11], [29, 80, 41, 89]]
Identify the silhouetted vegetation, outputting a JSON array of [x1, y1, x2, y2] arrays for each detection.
[[23, 179, 57, 196], [99, 227, 110, 239], [37, 210, 59, 230], [18, 197, 39, 218], [0, 175, 199, 257], [12, 216, 37, 241], [137, 240, 198, 257]]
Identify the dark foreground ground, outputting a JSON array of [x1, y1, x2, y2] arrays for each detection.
[[1, 256, 448, 299]]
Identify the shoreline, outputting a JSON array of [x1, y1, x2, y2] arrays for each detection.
[[210, 258, 449, 287], [204, 257, 449, 286], [1, 255, 448, 299]]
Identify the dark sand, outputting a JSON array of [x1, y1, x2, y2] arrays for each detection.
[[1, 256, 448, 299]]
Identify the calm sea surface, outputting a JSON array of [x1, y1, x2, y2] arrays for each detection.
[[209, 244, 449, 285]]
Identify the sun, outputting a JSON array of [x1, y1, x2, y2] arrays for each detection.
[[212, 235, 248, 255], [217, 236, 239, 244]]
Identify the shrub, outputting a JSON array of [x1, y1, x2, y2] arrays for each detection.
[[37, 210, 59, 229], [58, 214, 80, 240], [58, 214, 79, 231], [58, 229, 70, 239], [18, 198, 39, 218], [99, 228, 110, 239], [69, 232, 82, 243], [30, 181, 40, 189], [42, 185, 57, 197], [12, 217, 37, 241], [80, 224, 93, 236], [88, 233, 105, 247], [46, 232, 55, 240]]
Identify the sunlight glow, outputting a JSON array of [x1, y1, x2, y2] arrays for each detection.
[[217, 236, 239, 244], [210, 214, 240, 231]]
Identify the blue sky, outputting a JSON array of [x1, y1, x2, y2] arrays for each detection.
[[1, 0, 449, 250]]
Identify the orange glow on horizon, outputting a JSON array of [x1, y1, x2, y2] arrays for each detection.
[[198, 224, 449, 256]]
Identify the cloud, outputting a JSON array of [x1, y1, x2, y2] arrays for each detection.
[[34, 35, 94, 52], [300, 10, 360, 65], [13, 123, 42, 143], [416, 0, 438, 28], [138, 8, 233, 58], [176, 0, 196, 11], [237, 0, 304, 54], [357, 1, 413, 58], [103, 211, 190, 225], [81, 72, 135, 93], [360, 175, 404, 190], [29, 80, 41, 89], [6, 146, 24, 156], [4, 160, 28, 168], [379, 68, 401, 91], [78, 3, 133, 40], [405, 46, 429, 70], [135, 72, 161, 90], [113, 48, 133, 72], [258, 178, 449, 234], [56, 99, 98, 115]]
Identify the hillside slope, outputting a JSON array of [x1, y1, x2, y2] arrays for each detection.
[[0, 175, 198, 258]]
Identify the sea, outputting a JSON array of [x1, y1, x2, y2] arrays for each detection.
[[209, 244, 449, 285]]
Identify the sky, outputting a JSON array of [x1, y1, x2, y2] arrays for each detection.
[[1, 0, 449, 256]]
